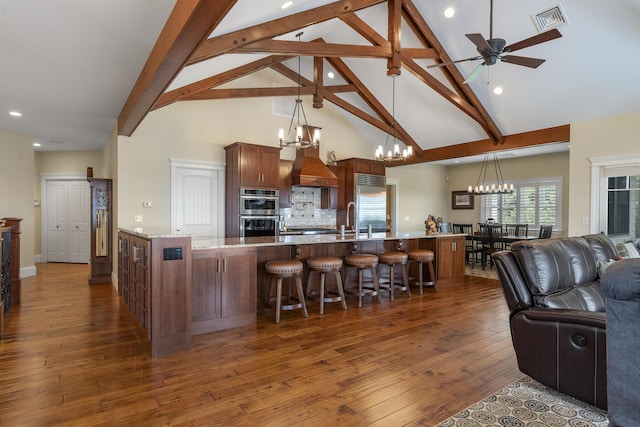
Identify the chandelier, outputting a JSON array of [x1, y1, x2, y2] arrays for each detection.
[[468, 153, 514, 194], [375, 77, 412, 162], [278, 32, 319, 149]]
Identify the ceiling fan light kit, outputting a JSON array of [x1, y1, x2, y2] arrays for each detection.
[[429, 0, 563, 84]]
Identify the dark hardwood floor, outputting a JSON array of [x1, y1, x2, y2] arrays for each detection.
[[0, 263, 521, 426]]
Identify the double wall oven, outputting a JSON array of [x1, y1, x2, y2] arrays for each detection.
[[239, 188, 279, 238]]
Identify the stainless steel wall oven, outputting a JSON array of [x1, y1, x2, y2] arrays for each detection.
[[239, 188, 279, 238]]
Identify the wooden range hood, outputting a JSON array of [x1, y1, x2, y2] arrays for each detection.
[[290, 126, 338, 188]]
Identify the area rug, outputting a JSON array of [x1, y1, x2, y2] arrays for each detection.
[[435, 376, 608, 426]]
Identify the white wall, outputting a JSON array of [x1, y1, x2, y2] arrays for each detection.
[[0, 129, 36, 275], [386, 163, 449, 232], [118, 94, 375, 231], [569, 111, 640, 236]]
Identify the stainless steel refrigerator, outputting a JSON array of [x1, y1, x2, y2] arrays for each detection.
[[355, 173, 387, 233]]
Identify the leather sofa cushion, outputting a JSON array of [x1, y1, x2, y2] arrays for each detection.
[[511, 239, 575, 296], [583, 233, 620, 262], [575, 282, 606, 311], [560, 237, 598, 284]]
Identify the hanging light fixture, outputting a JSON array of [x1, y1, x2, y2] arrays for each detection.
[[278, 32, 320, 149], [468, 153, 514, 195], [375, 76, 412, 162]]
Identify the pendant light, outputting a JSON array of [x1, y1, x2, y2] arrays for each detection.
[[375, 76, 412, 162], [278, 32, 319, 149], [468, 153, 514, 194]]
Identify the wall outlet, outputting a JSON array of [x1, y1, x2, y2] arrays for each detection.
[[403, 216, 410, 221], [582, 217, 589, 225], [134, 215, 143, 222], [142, 201, 154, 208]]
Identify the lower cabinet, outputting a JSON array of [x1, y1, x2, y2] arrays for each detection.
[[422, 235, 465, 287], [191, 247, 257, 335], [118, 230, 192, 357]]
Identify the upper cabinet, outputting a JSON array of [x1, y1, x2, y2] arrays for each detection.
[[225, 142, 280, 190]]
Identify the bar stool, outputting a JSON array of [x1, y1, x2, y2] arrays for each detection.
[[344, 254, 382, 308], [378, 251, 410, 301], [305, 256, 347, 314], [263, 260, 308, 323], [407, 249, 436, 295]]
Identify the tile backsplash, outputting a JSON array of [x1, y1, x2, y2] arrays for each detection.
[[281, 187, 336, 228]]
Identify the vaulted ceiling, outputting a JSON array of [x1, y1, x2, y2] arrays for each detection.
[[4, 1, 640, 163]]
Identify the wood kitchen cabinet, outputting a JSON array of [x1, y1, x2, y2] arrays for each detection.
[[321, 165, 345, 209], [191, 247, 257, 335], [422, 235, 465, 287], [279, 159, 293, 208], [335, 158, 386, 228], [225, 142, 280, 189], [118, 230, 192, 357]]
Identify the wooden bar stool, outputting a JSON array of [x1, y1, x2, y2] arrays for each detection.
[[407, 249, 436, 295], [378, 251, 410, 301], [344, 254, 382, 308], [263, 260, 307, 323], [305, 256, 347, 314]]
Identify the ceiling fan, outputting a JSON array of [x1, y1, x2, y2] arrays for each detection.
[[429, 0, 563, 84]]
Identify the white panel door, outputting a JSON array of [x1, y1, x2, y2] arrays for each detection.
[[45, 180, 90, 263], [68, 181, 90, 263], [47, 181, 68, 262], [171, 161, 225, 238]]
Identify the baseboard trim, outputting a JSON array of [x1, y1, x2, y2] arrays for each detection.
[[21, 266, 37, 278]]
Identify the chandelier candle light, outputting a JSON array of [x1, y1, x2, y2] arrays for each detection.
[[375, 76, 412, 162], [278, 32, 320, 149], [468, 153, 514, 195]]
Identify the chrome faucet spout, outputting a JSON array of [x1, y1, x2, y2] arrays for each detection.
[[346, 201, 356, 231]]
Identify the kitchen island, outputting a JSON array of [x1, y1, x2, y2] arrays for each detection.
[[118, 229, 465, 357]]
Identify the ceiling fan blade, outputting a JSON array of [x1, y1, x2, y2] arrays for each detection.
[[504, 28, 562, 53], [427, 56, 482, 69], [466, 33, 491, 52], [463, 63, 486, 84], [501, 55, 546, 68]]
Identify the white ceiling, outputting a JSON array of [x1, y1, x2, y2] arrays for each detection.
[[2, 0, 640, 162]]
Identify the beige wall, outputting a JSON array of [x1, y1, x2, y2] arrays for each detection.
[[0, 129, 36, 274], [117, 96, 375, 232], [444, 151, 570, 237], [386, 163, 449, 232], [569, 111, 640, 236], [34, 151, 103, 258]]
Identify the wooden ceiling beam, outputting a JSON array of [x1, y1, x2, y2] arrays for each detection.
[[387, 0, 402, 76], [390, 125, 570, 166], [232, 39, 390, 58], [402, 0, 504, 144], [153, 54, 292, 110], [180, 84, 356, 101], [314, 56, 324, 108], [117, 0, 237, 136], [187, 0, 386, 66]]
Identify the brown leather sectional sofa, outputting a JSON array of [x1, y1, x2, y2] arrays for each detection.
[[492, 233, 619, 410]]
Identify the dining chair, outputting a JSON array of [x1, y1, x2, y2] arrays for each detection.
[[504, 223, 529, 248], [479, 224, 504, 269], [453, 223, 482, 266], [538, 224, 553, 239]]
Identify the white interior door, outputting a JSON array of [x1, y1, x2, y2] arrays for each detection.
[[170, 159, 225, 238], [45, 179, 90, 263]]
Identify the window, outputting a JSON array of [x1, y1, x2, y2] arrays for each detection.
[[607, 175, 640, 238], [481, 177, 562, 230]]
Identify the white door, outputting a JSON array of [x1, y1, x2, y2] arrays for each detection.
[[171, 160, 225, 238], [47, 181, 68, 262], [68, 181, 90, 263], [45, 180, 90, 263]]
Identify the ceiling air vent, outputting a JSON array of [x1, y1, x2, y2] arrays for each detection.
[[531, 4, 569, 33]]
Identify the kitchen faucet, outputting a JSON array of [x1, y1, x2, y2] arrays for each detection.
[[346, 201, 356, 231]]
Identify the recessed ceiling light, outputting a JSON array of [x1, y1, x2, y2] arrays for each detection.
[[444, 7, 455, 18], [9, 111, 22, 117], [281, 1, 293, 9], [493, 86, 503, 95], [327, 72, 335, 79], [33, 143, 41, 147], [454, 160, 460, 163]]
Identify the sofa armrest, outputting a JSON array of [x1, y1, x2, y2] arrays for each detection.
[[492, 251, 533, 312], [522, 307, 606, 329]]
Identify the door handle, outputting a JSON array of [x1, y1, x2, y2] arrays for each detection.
[[223, 258, 227, 273], [216, 258, 221, 273]]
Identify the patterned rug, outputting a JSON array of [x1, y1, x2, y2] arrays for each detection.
[[435, 376, 608, 426], [465, 265, 498, 280]]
